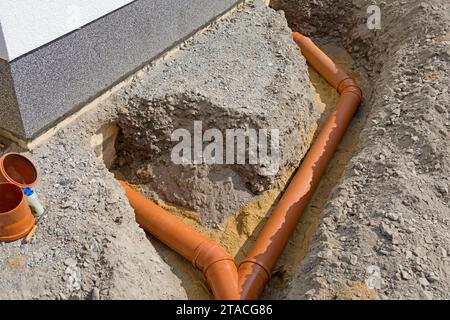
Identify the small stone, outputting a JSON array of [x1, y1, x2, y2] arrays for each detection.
[[391, 108, 401, 117], [365, 265, 382, 290], [91, 287, 100, 300], [401, 270, 413, 280], [386, 212, 402, 222], [317, 250, 333, 259], [426, 272, 439, 283], [405, 250, 413, 259], [418, 277, 429, 286], [61, 201, 74, 209], [305, 289, 316, 296], [436, 184, 449, 195], [64, 258, 77, 267], [106, 193, 119, 204], [421, 290, 434, 300], [434, 104, 447, 114], [405, 226, 416, 234], [350, 255, 358, 266], [380, 222, 395, 239], [413, 246, 426, 258], [392, 233, 401, 245]]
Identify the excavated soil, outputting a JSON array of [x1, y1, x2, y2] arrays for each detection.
[[139, 41, 371, 300], [271, 0, 450, 300], [0, 0, 448, 300], [113, 2, 318, 226], [0, 1, 316, 300]]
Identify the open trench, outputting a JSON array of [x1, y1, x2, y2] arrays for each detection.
[[74, 0, 450, 300], [103, 1, 373, 300], [0, 0, 450, 299], [128, 47, 368, 301], [261, 40, 371, 299]]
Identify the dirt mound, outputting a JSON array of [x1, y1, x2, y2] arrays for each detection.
[[115, 2, 318, 225]]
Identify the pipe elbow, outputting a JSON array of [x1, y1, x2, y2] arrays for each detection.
[[193, 240, 234, 275], [193, 240, 239, 300], [337, 77, 363, 100]]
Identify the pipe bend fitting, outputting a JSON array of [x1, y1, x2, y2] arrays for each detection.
[[337, 77, 363, 99], [193, 240, 234, 275], [193, 240, 240, 300]]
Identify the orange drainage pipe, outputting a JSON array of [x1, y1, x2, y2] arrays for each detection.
[[237, 32, 363, 299], [118, 180, 240, 300], [118, 32, 362, 300], [0, 152, 39, 189], [0, 182, 36, 242]]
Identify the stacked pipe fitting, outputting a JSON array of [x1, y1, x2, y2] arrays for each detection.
[[119, 32, 363, 300], [0, 153, 38, 242]]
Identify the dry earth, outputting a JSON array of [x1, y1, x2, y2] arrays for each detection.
[[0, 0, 448, 300]]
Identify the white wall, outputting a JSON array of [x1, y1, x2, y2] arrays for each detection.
[[0, 0, 134, 61], [0, 22, 8, 60]]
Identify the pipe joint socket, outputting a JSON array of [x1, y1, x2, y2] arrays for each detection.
[[337, 78, 363, 99], [193, 240, 235, 276], [238, 261, 271, 300], [239, 259, 271, 280]]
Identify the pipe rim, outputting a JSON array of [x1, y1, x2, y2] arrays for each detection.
[[0, 152, 39, 188], [0, 182, 35, 242], [0, 223, 35, 241]]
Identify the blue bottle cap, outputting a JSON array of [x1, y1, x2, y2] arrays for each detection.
[[23, 187, 34, 196]]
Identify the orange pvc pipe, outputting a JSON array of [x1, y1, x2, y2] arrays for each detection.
[[292, 32, 348, 91], [0, 182, 36, 242], [117, 32, 361, 301], [118, 180, 239, 300], [237, 32, 362, 300], [0, 153, 39, 189]]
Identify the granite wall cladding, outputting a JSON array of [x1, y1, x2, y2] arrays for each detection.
[[0, 59, 25, 135]]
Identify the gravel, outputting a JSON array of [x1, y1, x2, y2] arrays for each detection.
[[0, 0, 448, 300], [0, 0, 316, 299], [272, 0, 450, 300]]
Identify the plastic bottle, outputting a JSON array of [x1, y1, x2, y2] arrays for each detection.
[[23, 188, 45, 217]]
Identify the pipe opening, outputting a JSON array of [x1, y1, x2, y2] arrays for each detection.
[[0, 153, 38, 187], [0, 183, 23, 213]]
